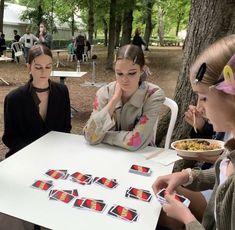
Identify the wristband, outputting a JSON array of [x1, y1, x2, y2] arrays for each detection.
[[182, 168, 194, 186]]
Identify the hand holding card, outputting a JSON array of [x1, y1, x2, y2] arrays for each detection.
[[156, 188, 190, 207]]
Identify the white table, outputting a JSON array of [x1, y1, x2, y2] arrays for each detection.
[[0, 56, 13, 85], [51, 71, 87, 84], [0, 132, 177, 230]]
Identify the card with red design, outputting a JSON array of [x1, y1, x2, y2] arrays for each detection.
[[94, 177, 118, 189], [107, 205, 138, 222], [70, 171, 92, 185], [50, 190, 75, 204], [80, 198, 107, 213], [45, 169, 67, 179], [49, 189, 78, 200], [125, 187, 152, 202], [129, 164, 152, 176], [73, 198, 86, 209], [156, 188, 190, 207], [31, 180, 53, 191]]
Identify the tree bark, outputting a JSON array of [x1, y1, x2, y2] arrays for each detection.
[[157, 6, 164, 46], [0, 0, 4, 33], [144, 0, 154, 49], [115, 14, 122, 48], [120, 0, 134, 46], [106, 0, 116, 69], [157, 0, 235, 147], [102, 17, 108, 47], [88, 0, 94, 44]]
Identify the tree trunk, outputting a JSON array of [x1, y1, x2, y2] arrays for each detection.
[[157, 6, 164, 46], [120, 0, 134, 46], [106, 0, 116, 69], [88, 0, 94, 44], [0, 0, 4, 33], [157, 0, 235, 147], [144, 0, 154, 49], [115, 14, 122, 48], [71, 13, 75, 36], [102, 17, 108, 47]]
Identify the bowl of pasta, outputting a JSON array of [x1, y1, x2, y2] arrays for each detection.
[[171, 139, 225, 157]]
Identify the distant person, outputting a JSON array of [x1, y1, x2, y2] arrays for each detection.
[[132, 28, 146, 51], [83, 44, 165, 150], [38, 22, 53, 49], [19, 27, 39, 63], [75, 31, 85, 61], [67, 38, 76, 61], [12, 30, 21, 62], [0, 33, 6, 55], [2, 45, 71, 158]]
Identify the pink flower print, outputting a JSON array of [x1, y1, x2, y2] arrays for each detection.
[[127, 132, 142, 148], [148, 88, 157, 97], [139, 115, 149, 125], [93, 96, 98, 110]]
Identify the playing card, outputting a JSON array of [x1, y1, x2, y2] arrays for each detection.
[[107, 205, 138, 222], [129, 164, 152, 176], [49, 189, 78, 200], [156, 188, 190, 207], [50, 190, 75, 204], [125, 187, 152, 202], [45, 169, 67, 179], [31, 180, 53, 191], [94, 177, 118, 189], [73, 198, 85, 209], [70, 171, 92, 185], [81, 198, 107, 213]]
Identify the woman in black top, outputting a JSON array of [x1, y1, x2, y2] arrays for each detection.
[[2, 45, 71, 158]]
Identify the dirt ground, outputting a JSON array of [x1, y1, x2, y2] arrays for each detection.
[[0, 45, 183, 160]]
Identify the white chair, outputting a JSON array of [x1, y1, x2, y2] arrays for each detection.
[[153, 97, 178, 150], [11, 42, 23, 62], [82, 46, 88, 62], [87, 44, 94, 59]]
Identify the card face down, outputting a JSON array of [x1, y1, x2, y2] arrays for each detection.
[[156, 188, 190, 207], [50, 190, 75, 204], [94, 177, 118, 189], [45, 169, 67, 179], [126, 187, 152, 202], [107, 205, 138, 222], [70, 171, 92, 185], [129, 164, 152, 176], [31, 180, 53, 191], [81, 198, 107, 213]]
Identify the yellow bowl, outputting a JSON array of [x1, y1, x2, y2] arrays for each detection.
[[171, 139, 224, 158]]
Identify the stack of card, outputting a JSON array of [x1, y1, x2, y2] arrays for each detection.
[[73, 197, 107, 213], [107, 205, 139, 222], [93, 177, 118, 189], [70, 171, 92, 185], [128, 164, 152, 176], [48, 189, 78, 204], [156, 188, 190, 207], [45, 169, 69, 180], [31, 180, 54, 191], [125, 187, 152, 202]]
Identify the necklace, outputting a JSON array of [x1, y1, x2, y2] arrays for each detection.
[[33, 86, 50, 93]]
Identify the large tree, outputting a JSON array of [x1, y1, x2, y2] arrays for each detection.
[[157, 0, 235, 146], [0, 0, 4, 33]]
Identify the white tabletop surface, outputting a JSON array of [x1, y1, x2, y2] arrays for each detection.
[[0, 131, 176, 230], [0, 56, 13, 61], [51, 71, 87, 78]]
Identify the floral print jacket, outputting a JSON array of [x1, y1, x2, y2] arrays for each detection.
[[83, 81, 165, 151]]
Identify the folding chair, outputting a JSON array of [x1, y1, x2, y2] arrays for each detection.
[[153, 97, 178, 150], [11, 42, 23, 63], [87, 45, 94, 60], [82, 46, 88, 62]]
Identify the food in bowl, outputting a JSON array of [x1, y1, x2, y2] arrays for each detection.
[[174, 139, 221, 151], [171, 139, 224, 157]]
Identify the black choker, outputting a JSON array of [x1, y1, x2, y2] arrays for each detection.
[[33, 86, 50, 93]]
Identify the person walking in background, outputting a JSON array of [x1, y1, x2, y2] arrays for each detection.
[[19, 27, 39, 63], [75, 31, 85, 61], [0, 33, 6, 56], [11, 30, 21, 62], [2, 44, 71, 159], [83, 44, 165, 151], [38, 21, 53, 49], [132, 28, 146, 51]]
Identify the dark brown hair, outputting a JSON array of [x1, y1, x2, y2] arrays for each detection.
[[28, 45, 52, 64], [116, 44, 145, 68]]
